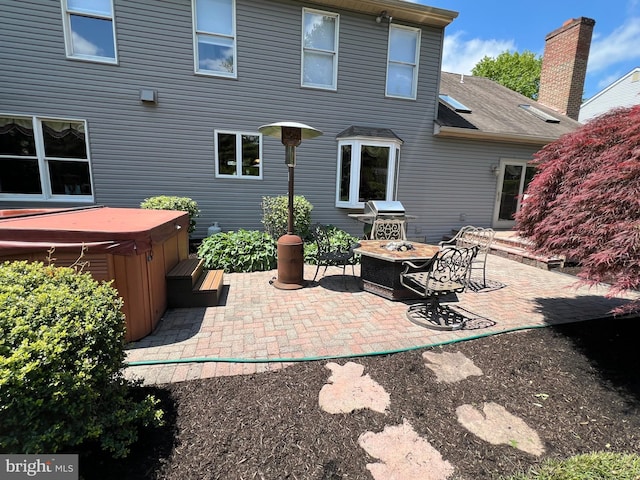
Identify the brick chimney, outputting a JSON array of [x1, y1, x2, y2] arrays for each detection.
[[538, 17, 595, 120]]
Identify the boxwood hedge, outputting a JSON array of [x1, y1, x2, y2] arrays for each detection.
[[0, 261, 163, 457]]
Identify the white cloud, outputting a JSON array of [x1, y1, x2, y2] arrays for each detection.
[[441, 31, 517, 74], [588, 17, 640, 72], [72, 32, 101, 56]]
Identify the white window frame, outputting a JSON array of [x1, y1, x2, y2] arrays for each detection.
[[301, 8, 339, 90], [385, 24, 421, 100], [335, 137, 402, 208], [192, 0, 237, 78], [0, 114, 95, 202], [214, 130, 263, 179], [61, 0, 118, 64]]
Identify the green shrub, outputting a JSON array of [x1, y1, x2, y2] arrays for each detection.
[[140, 195, 200, 234], [0, 261, 163, 457], [261, 195, 313, 240], [198, 229, 277, 273], [502, 451, 640, 480], [304, 225, 361, 265]]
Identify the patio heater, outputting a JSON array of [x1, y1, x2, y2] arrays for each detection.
[[258, 121, 323, 289]]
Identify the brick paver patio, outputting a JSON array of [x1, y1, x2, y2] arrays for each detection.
[[124, 255, 640, 385]]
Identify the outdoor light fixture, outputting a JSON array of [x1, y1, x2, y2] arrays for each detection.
[[491, 164, 500, 177], [258, 121, 323, 290], [376, 10, 392, 23]]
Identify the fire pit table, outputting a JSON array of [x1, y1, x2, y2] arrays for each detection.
[[353, 240, 439, 300]]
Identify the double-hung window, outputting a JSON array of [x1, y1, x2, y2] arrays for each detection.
[[386, 25, 421, 99], [336, 136, 402, 208], [215, 131, 262, 179], [301, 8, 339, 90], [0, 115, 93, 200], [62, 0, 117, 63], [193, 0, 237, 78]]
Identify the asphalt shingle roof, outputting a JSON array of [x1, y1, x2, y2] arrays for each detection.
[[437, 72, 581, 144]]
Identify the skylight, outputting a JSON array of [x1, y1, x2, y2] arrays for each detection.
[[519, 104, 560, 123], [439, 94, 472, 113]]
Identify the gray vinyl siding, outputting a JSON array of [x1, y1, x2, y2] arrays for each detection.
[[1, 0, 538, 242]]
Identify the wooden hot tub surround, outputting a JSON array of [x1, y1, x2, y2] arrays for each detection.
[[0, 206, 192, 342]]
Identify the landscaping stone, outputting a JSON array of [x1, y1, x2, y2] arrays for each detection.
[[358, 419, 454, 480], [422, 350, 483, 383], [456, 402, 545, 456], [318, 361, 390, 414]]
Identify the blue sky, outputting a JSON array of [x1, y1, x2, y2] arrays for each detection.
[[413, 0, 640, 100]]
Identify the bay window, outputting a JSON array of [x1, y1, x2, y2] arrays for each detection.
[[336, 135, 402, 208]]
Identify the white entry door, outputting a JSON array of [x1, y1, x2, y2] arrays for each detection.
[[492, 160, 536, 229]]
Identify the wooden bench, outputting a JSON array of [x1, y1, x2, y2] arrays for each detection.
[[166, 258, 224, 308]]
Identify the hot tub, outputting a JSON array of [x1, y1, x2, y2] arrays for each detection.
[[0, 206, 189, 342]]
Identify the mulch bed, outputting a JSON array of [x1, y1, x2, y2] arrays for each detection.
[[83, 315, 640, 479]]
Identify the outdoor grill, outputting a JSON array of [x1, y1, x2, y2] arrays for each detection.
[[363, 200, 407, 221]]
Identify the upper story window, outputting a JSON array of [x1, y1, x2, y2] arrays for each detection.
[[193, 0, 237, 78], [214, 130, 262, 179], [62, 0, 117, 63], [335, 128, 402, 208], [301, 8, 339, 90], [386, 25, 421, 99], [0, 115, 94, 201]]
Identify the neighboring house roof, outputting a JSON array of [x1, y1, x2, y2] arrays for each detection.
[[579, 67, 640, 122], [435, 72, 582, 146], [298, 0, 458, 27]]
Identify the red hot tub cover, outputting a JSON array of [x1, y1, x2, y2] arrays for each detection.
[[0, 206, 189, 256]]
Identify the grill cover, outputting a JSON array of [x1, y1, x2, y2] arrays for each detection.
[[364, 200, 406, 217]]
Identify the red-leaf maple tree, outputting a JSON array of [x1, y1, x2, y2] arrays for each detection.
[[516, 105, 640, 313]]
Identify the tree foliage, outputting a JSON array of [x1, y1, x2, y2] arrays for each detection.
[[516, 105, 640, 312], [471, 50, 541, 100]]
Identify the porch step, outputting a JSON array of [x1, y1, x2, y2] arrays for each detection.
[[443, 229, 565, 271], [166, 258, 224, 308]]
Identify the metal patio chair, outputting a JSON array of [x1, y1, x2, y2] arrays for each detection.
[[310, 223, 358, 283], [370, 218, 407, 240], [400, 245, 479, 330], [439, 226, 495, 288]]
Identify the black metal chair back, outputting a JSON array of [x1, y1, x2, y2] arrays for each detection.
[[310, 223, 357, 282], [370, 218, 407, 240], [400, 246, 479, 330], [426, 245, 478, 294], [439, 226, 495, 287]]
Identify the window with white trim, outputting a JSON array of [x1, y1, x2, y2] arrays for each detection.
[[214, 131, 262, 178], [386, 25, 421, 99], [62, 0, 117, 63], [335, 138, 401, 208], [193, 0, 237, 77], [301, 8, 339, 90], [0, 115, 93, 200]]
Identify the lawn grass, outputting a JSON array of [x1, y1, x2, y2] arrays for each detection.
[[502, 452, 640, 480]]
